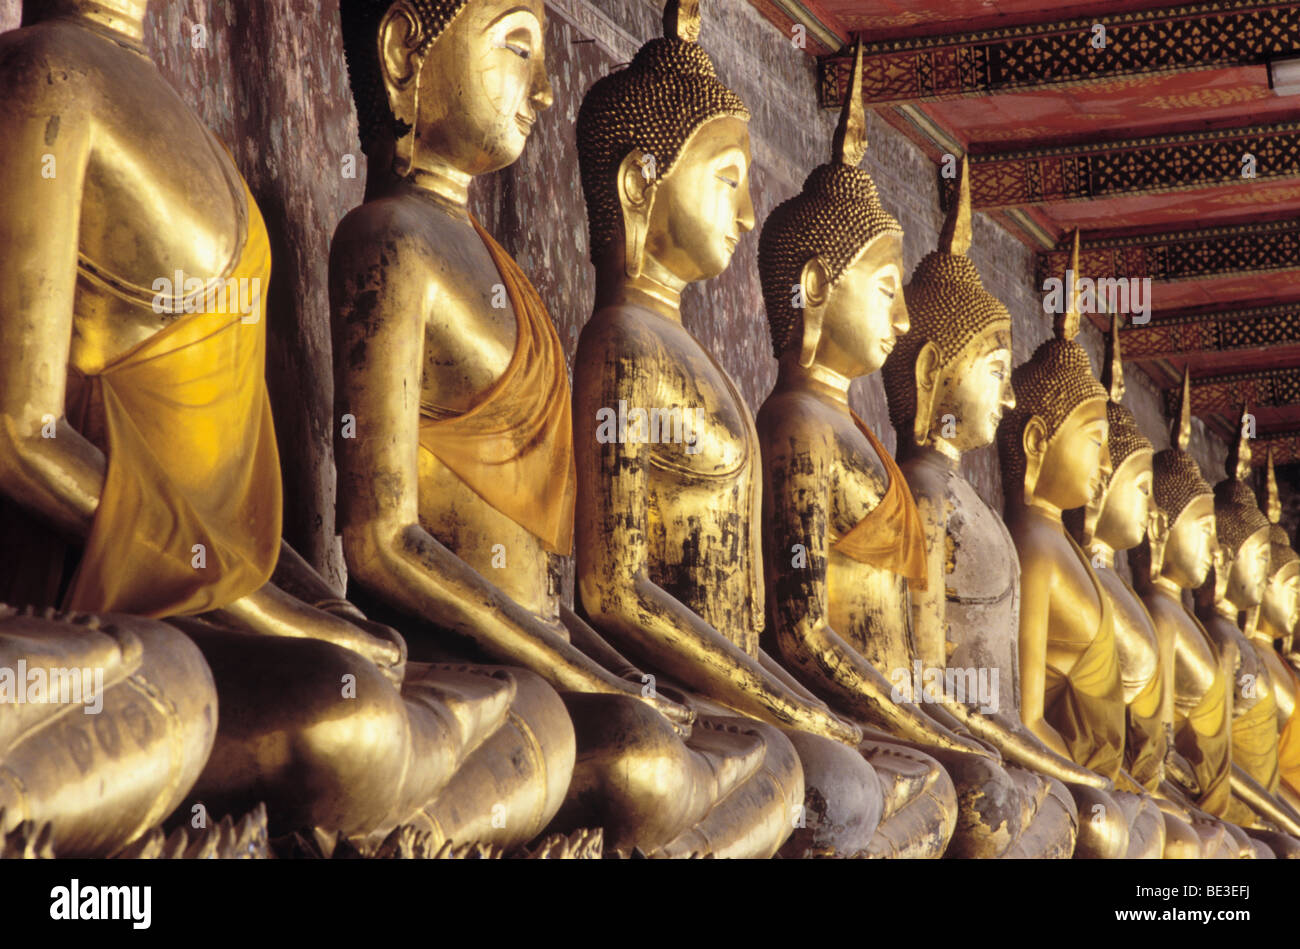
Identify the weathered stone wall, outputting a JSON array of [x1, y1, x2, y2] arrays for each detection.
[[2, 0, 1231, 597]]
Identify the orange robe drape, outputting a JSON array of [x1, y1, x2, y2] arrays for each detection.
[[416, 217, 576, 556], [1042, 536, 1126, 780], [832, 412, 928, 590], [63, 184, 280, 618], [1278, 664, 1300, 797], [1174, 652, 1233, 817]]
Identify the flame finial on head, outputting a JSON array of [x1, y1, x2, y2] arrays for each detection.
[[1054, 230, 1082, 342], [1103, 312, 1125, 403], [938, 155, 972, 258], [664, 0, 701, 42], [1228, 404, 1253, 482], [1267, 447, 1282, 524], [832, 40, 868, 169], [1173, 366, 1192, 452]]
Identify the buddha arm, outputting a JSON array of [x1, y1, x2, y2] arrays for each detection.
[[1017, 540, 1075, 759], [328, 243, 684, 714], [0, 91, 104, 536], [759, 414, 988, 755], [910, 491, 949, 672]]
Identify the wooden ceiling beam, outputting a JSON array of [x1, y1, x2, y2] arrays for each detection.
[[1164, 366, 1300, 416], [1121, 301, 1300, 359], [964, 122, 1300, 210], [1036, 219, 1300, 286], [818, 1, 1299, 107]]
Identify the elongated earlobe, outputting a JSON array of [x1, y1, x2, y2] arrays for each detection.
[[379, 5, 425, 178], [912, 341, 941, 447], [1021, 415, 1048, 506], [798, 257, 830, 368], [618, 151, 655, 279]]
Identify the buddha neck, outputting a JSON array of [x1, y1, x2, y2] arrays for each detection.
[[1152, 573, 1185, 599], [899, 439, 960, 475], [405, 156, 473, 220], [929, 432, 962, 466], [594, 246, 684, 322], [30, 0, 147, 46], [1088, 539, 1116, 569], [1010, 495, 1064, 525], [776, 357, 851, 406], [1254, 613, 1284, 647]]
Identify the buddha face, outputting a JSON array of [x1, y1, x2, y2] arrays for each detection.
[[930, 327, 1014, 453], [1225, 527, 1271, 609], [1093, 450, 1154, 553], [1032, 398, 1110, 511], [1261, 561, 1300, 636], [642, 117, 755, 283], [1162, 494, 1216, 589], [382, 0, 552, 176], [814, 236, 905, 377]]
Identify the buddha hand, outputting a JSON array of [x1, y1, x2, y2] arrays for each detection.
[[621, 671, 697, 737]]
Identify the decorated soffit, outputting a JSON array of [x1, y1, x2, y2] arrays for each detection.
[[750, 0, 1300, 462]]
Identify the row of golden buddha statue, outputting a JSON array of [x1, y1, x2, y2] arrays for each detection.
[[2, 0, 1300, 859]]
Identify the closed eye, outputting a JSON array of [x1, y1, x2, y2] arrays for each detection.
[[716, 173, 738, 189]]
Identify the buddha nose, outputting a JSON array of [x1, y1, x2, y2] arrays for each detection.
[[736, 182, 756, 233], [1002, 380, 1016, 411], [532, 62, 554, 112], [892, 295, 910, 336]]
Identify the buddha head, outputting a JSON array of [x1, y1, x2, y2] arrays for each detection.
[[758, 42, 906, 377], [1079, 315, 1154, 553], [577, 0, 753, 285], [996, 233, 1110, 514], [1258, 449, 1300, 637], [883, 157, 1014, 458], [1142, 370, 1216, 589], [340, 0, 553, 178], [1210, 407, 1272, 610]]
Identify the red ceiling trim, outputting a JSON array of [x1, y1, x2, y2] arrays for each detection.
[[964, 122, 1300, 209], [1122, 300, 1300, 358], [818, 1, 1300, 106], [1037, 219, 1300, 285]]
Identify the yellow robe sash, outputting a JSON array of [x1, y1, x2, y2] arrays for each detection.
[[1126, 665, 1167, 793], [417, 217, 576, 556], [62, 182, 281, 618], [832, 412, 928, 590], [1278, 664, 1300, 796], [1042, 534, 1125, 780], [1174, 649, 1232, 817], [1232, 674, 1280, 793], [1119, 576, 1166, 792]]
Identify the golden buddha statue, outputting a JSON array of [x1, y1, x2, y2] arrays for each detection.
[[887, 163, 1145, 860], [0, 0, 573, 854], [1066, 315, 1204, 857], [1254, 450, 1300, 807], [1129, 371, 1265, 857], [755, 89, 1069, 858], [1192, 410, 1300, 851], [994, 244, 1165, 858], [571, 8, 963, 858], [332, 0, 789, 858]]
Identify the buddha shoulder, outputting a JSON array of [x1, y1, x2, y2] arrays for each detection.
[[762, 390, 885, 497], [0, 22, 111, 114], [330, 199, 505, 319], [1008, 515, 1076, 576]]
